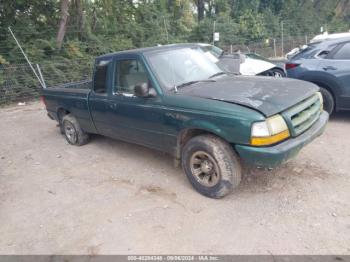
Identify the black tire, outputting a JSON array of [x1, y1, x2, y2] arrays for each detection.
[[57, 111, 66, 134], [263, 68, 286, 78], [181, 134, 242, 198], [319, 87, 334, 115], [62, 114, 89, 146]]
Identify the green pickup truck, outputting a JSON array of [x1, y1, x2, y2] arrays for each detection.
[[42, 44, 329, 198]]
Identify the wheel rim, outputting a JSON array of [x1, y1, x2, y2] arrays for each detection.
[[64, 121, 77, 144], [273, 71, 283, 78], [190, 151, 220, 187]]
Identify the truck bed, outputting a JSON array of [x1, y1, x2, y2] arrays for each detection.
[[42, 80, 96, 134], [49, 80, 92, 90]]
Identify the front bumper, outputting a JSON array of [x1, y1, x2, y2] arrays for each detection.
[[235, 111, 329, 168]]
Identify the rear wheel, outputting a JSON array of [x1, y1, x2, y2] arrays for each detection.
[[62, 114, 89, 146], [181, 134, 242, 198], [319, 87, 334, 115]]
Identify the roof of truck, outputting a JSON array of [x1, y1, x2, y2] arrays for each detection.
[[96, 43, 201, 59]]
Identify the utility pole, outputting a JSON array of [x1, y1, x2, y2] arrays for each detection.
[[8, 27, 46, 88], [273, 38, 277, 58], [212, 21, 216, 46], [163, 17, 169, 44], [281, 21, 284, 57]]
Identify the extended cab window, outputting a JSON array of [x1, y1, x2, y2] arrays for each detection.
[[93, 59, 110, 94], [115, 59, 149, 95], [332, 42, 350, 60]]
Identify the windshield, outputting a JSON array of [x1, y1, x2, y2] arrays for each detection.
[[200, 45, 224, 58], [246, 53, 270, 62], [145, 48, 222, 90]]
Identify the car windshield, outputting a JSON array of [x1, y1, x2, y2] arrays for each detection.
[[200, 45, 224, 58], [246, 53, 270, 62], [145, 48, 222, 90]]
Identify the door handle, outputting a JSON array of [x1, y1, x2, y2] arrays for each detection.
[[323, 66, 337, 71]]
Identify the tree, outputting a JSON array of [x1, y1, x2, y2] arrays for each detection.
[[57, 0, 71, 49], [197, 0, 205, 22], [237, 9, 267, 43]]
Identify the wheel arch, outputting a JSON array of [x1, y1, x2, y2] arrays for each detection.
[[176, 127, 231, 161], [57, 107, 71, 123], [259, 66, 286, 77], [299, 73, 340, 110], [308, 80, 337, 109]]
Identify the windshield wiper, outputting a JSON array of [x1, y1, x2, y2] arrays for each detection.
[[209, 72, 226, 79], [171, 79, 215, 93]]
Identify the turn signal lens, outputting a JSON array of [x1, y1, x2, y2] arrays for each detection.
[[251, 130, 290, 146], [251, 114, 290, 146]]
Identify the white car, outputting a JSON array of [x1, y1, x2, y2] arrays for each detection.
[[196, 43, 286, 77]]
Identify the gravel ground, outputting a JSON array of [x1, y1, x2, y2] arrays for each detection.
[[0, 101, 349, 255]]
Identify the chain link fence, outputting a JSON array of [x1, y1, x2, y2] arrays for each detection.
[[0, 64, 40, 104], [0, 58, 93, 105], [223, 36, 310, 59]]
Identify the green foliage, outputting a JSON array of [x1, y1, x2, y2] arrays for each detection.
[[1, 0, 350, 104], [1, 0, 349, 64], [0, 55, 9, 65], [237, 9, 267, 44]]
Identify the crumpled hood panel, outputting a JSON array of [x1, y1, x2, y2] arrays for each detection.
[[179, 76, 318, 117]]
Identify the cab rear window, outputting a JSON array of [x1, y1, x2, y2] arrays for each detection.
[[94, 59, 111, 94]]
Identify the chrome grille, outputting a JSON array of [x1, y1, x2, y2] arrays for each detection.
[[283, 94, 322, 137]]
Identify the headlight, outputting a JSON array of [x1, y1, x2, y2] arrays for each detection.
[[316, 91, 324, 111], [251, 114, 290, 146]]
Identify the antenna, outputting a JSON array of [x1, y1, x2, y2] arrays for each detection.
[[8, 27, 46, 88]]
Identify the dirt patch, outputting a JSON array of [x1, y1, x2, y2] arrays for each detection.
[[0, 102, 350, 254]]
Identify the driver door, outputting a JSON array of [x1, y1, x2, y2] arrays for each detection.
[[107, 55, 167, 151]]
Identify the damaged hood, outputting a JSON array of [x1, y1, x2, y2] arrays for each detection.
[[178, 76, 318, 117]]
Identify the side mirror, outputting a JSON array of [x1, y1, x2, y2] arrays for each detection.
[[134, 82, 156, 98], [134, 82, 149, 97]]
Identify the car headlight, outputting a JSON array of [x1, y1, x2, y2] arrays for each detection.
[[316, 91, 324, 111], [251, 114, 290, 146]]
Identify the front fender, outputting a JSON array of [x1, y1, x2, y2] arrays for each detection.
[[180, 119, 230, 141]]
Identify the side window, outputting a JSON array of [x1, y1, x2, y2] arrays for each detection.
[[93, 60, 110, 94], [114, 59, 149, 95], [332, 43, 350, 60], [317, 50, 330, 59], [315, 44, 337, 59]]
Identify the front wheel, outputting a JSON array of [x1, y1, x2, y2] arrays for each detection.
[[319, 87, 334, 115], [181, 134, 242, 198]]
